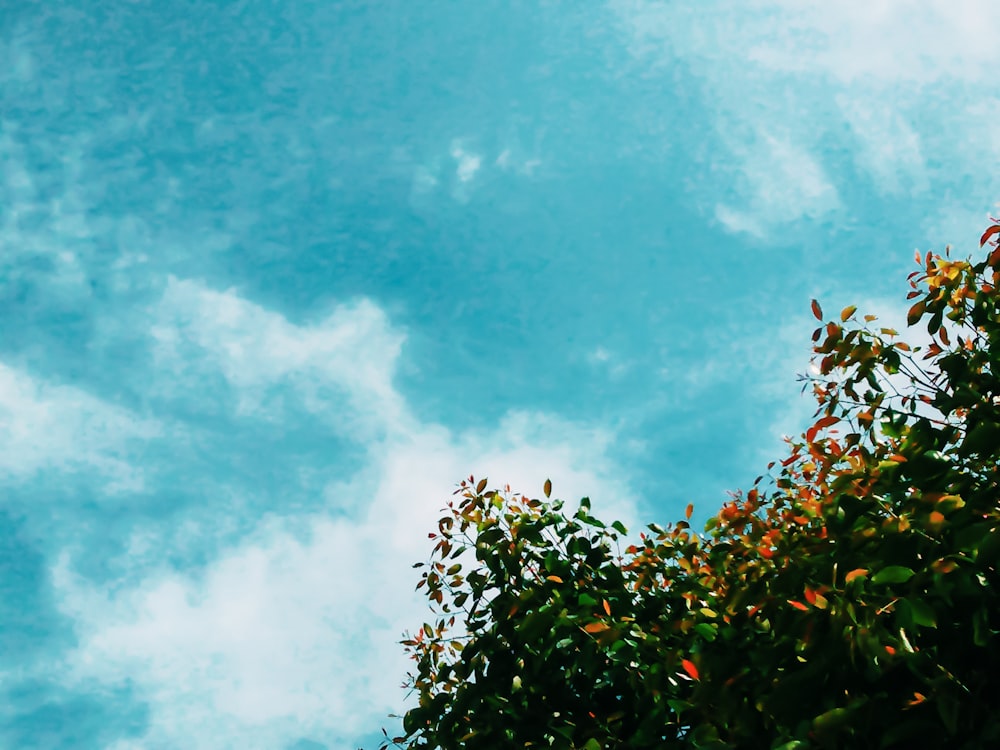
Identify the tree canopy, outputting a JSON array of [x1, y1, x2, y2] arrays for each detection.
[[378, 221, 1000, 749]]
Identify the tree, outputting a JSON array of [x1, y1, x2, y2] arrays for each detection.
[[379, 221, 1000, 749]]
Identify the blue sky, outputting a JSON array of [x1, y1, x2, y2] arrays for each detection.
[[2, 1, 1000, 748]]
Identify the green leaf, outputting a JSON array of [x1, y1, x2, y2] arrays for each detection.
[[872, 566, 914, 585], [907, 598, 937, 628], [581, 739, 602, 750], [812, 706, 852, 733], [694, 622, 718, 641]]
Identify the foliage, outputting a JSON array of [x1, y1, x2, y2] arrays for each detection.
[[379, 222, 1000, 749]]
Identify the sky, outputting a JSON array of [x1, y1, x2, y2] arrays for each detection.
[[2, 1, 1000, 748]]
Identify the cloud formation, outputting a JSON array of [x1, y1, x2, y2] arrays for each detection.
[[0, 363, 158, 491], [53, 282, 641, 750], [612, 0, 1000, 237]]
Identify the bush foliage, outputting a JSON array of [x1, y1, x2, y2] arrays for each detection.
[[381, 222, 1000, 749]]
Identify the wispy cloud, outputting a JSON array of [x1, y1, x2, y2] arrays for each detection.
[[52, 286, 641, 750], [611, 0, 1000, 236], [714, 132, 839, 238], [151, 277, 407, 436], [0, 363, 159, 491]]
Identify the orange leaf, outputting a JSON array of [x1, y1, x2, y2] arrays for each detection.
[[685, 503, 694, 520], [584, 621, 610, 634], [840, 305, 857, 322], [603, 599, 612, 616], [681, 659, 699, 680], [885, 645, 896, 655], [811, 299, 823, 321], [804, 587, 817, 605], [788, 599, 809, 611], [546, 575, 564, 584], [980, 224, 1000, 246], [845, 568, 868, 584], [814, 415, 840, 430]]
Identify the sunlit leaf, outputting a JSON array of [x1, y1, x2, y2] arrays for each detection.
[[845, 568, 868, 584], [811, 299, 823, 321], [979, 224, 1000, 246], [681, 659, 699, 680]]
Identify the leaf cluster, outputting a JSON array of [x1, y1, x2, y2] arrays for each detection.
[[379, 223, 1000, 749]]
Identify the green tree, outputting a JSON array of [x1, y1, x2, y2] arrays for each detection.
[[380, 221, 1000, 749]]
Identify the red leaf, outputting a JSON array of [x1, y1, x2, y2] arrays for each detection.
[[980, 224, 1000, 246], [814, 415, 839, 430], [811, 299, 823, 321], [681, 659, 699, 680], [788, 599, 809, 611], [804, 587, 817, 605]]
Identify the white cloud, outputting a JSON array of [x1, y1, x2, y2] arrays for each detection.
[[54, 288, 642, 750], [611, 0, 1000, 234], [0, 131, 92, 289], [736, 0, 1000, 85], [450, 142, 482, 183], [616, 0, 1000, 86], [586, 347, 630, 379], [836, 96, 927, 196], [714, 132, 839, 237], [151, 276, 408, 435], [0, 362, 158, 491]]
